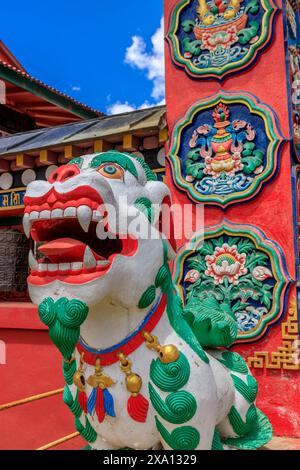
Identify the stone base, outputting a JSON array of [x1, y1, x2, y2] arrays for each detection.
[[262, 437, 300, 451]]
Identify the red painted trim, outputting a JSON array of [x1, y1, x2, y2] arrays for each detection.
[[0, 209, 24, 217], [77, 294, 167, 366], [24, 186, 103, 208], [0, 302, 47, 330], [0, 40, 27, 72]]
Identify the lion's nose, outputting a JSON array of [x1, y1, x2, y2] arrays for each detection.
[[48, 164, 80, 183]]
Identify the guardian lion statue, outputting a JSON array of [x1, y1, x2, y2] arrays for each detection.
[[23, 151, 272, 450]]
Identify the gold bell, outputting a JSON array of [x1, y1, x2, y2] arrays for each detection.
[[118, 352, 149, 423], [143, 331, 180, 364], [126, 373, 142, 396], [73, 353, 86, 392], [118, 353, 143, 395]]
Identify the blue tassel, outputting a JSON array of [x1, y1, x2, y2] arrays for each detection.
[[103, 388, 115, 417], [87, 388, 97, 415]]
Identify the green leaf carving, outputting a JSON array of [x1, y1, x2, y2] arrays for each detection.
[[62, 358, 77, 385], [238, 21, 260, 45], [184, 296, 238, 347], [182, 38, 202, 56], [228, 405, 258, 437], [217, 351, 249, 375], [243, 156, 264, 174], [181, 20, 195, 33], [223, 408, 273, 450], [231, 374, 258, 404], [138, 285, 156, 309], [245, 0, 260, 15], [63, 386, 82, 418], [186, 152, 205, 179], [75, 416, 97, 443]]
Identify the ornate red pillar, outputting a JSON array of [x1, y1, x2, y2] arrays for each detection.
[[164, 0, 300, 436]]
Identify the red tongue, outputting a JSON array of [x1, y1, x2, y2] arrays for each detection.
[[38, 238, 100, 263]]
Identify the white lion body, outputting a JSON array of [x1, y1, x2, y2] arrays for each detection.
[[24, 152, 270, 450]]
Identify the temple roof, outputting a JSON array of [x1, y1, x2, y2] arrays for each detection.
[[0, 40, 27, 72], [0, 105, 167, 164], [0, 40, 102, 127]]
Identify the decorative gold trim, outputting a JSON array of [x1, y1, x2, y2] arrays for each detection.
[[247, 297, 299, 370], [0, 388, 64, 411], [36, 432, 80, 451], [159, 128, 168, 144], [0, 186, 26, 195]]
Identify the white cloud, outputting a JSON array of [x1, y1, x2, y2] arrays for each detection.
[[107, 98, 166, 115], [125, 17, 165, 101], [71, 85, 81, 92], [107, 18, 165, 115], [107, 101, 136, 114]]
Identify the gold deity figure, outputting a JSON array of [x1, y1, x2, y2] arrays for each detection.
[[197, 0, 215, 25], [224, 0, 242, 20], [197, 0, 243, 25]]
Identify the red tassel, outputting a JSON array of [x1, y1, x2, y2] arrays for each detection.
[[127, 394, 149, 423], [96, 388, 105, 423], [78, 390, 88, 413]]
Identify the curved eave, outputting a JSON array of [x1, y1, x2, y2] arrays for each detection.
[[0, 61, 102, 121]]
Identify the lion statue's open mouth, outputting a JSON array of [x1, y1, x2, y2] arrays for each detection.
[[23, 151, 167, 288], [25, 193, 138, 285]]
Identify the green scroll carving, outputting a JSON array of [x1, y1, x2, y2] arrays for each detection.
[[150, 352, 190, 392], [149, 383, 197, 424], [38, 297, 89, 360], [155, 417, 200, 451], [218, 351, 249, 375], [63, 385, 82, 418], [231, 374, 258, 404], [138, 285, 156, 309], [75, 416, 97, 444]]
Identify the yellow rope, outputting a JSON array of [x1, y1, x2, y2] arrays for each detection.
[[36, 432, 80, 450], [0, 388, 64, 411]]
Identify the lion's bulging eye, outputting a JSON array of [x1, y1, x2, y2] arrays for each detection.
[[98, 164, 124, 180]]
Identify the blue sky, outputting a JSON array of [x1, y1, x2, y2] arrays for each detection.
[[1, 0, 164, 114]]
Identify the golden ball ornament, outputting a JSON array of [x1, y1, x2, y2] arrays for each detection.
[[159, 344, 180, 364], [126, 373, 142, 394]]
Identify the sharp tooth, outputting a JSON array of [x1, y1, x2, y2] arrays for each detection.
[[51, 209, 63, 219], [29, 211, 39, 220], [71, 262, 83, 271], [23, 214, 31, 238], [40, 210, 51, 220], [64, 207, 76, 218], [29, 250, 38, 270], [59, 263, 71, 271], [83, 246, 97, 269], [77, 205, 92, 233]]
